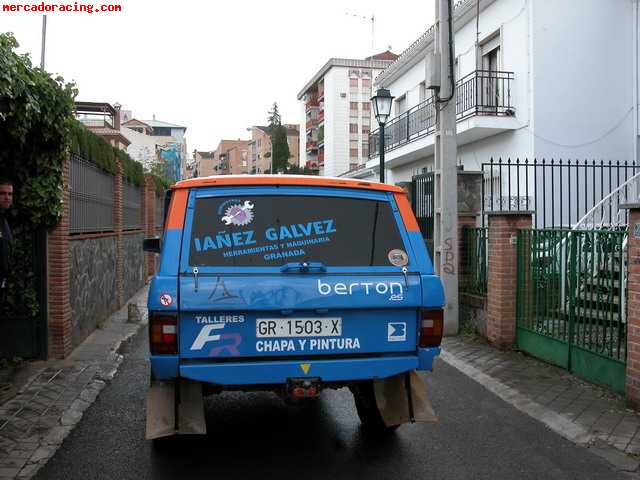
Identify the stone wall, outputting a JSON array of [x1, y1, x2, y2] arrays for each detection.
[[69, 236, 117, 347], [460, 293, 487, 336], [122, 233, 145, 302]]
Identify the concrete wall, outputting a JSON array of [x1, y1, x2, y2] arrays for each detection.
[[531, 0, 635, 161], [299, 102, 307, 167], [69, 236, 117, 347], [324, 67, 350, 176]]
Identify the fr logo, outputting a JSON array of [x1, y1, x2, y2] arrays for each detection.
[[387, 322, 407, 342], [159, 293, 173, 307], [190, 323, 241, 356]]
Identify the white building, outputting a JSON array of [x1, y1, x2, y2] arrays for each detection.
[[120, 120, 157, 169], [352, 0, 638, 194], [297, 52, 398, 177], [121, 117, 188, 181]]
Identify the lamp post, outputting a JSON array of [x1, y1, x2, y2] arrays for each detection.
[[371, 88, 394, 183]]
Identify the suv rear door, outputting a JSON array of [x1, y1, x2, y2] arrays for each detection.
[[177, 186, 429, 360]]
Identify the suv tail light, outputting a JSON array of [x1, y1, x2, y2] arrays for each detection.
[[419, 308, 443, 347], [150, 312, 177, 354]]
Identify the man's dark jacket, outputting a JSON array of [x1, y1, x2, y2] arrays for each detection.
[[0, 213, 11, 287]]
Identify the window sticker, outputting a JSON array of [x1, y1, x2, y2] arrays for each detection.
[[388, 249, 409, 267], [159, 293, 173, 307], [220, 199, 255, 226]]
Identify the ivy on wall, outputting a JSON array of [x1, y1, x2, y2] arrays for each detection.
[[151, 174, 171, 196], [0, 33, 77, 321], [69, 120, 143, 186]]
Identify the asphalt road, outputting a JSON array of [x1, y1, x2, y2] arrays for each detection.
[[35, 330, 628, 480]]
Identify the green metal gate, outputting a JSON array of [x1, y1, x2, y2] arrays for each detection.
[[516, 228, 627, 393]]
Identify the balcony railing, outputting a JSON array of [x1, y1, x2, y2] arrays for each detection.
[[369, 70, 514, 158]]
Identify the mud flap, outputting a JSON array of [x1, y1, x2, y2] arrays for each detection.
[[373, 370, 438, 427], [145, 379, 207, 440], [177, 379, 207, 435]]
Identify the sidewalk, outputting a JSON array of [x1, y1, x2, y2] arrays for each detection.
[[441, 336, 640, 473], [0, 286, 149, 480]]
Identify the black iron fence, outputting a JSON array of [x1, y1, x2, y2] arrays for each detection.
[[123, 181, 142, 231], [411, 172, 435, 255], [69, 153, 114, 234], [482, 158, 639, 229], [462, 226, 488, 296], [370, 70, 514, 158]]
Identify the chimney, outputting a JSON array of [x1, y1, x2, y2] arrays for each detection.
[[113, 102, 121, 130]]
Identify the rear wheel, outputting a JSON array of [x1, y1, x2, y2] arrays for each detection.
[[352, 381, 400, 434]]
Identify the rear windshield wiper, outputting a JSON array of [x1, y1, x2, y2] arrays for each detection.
[[280, 261, 327, 273]]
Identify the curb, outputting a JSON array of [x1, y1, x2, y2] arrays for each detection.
[[1, 288, 149, 480], [439, 349, 640, 474]]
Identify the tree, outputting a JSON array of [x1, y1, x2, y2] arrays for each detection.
[[267, 102, 290, 173]]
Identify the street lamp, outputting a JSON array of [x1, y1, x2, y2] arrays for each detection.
[[371, 88, 394, 183]]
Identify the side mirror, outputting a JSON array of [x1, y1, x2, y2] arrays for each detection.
[[143, 237, 161, 253]]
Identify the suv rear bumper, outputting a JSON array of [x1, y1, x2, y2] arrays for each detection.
[[150, 347, 440, 385]]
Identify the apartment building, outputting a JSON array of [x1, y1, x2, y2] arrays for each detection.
[[352, 0, 638, 190], [198, 139, 250, 177], [247, 124, 301, 174], [187, 150, 215, 179], [297, 52, 398, 176]]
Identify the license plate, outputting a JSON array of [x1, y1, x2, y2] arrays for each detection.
[[256, 318, 342, 338]]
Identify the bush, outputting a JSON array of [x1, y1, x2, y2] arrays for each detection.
[[0, 33, 77, 320]]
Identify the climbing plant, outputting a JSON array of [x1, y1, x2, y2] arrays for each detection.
[[0, 32, 77, 322], [69, 120, 143, 186]]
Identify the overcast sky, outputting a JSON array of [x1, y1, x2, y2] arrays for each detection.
[[1, 0, 435, 153]]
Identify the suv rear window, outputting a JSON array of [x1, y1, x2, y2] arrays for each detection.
[[188, 195, 406, 267]]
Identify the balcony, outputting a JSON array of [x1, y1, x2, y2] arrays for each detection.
[[306, 140, 318, 151], [305, 159, 319, 170], [318, 110, 324, 123], [318, 151, 324, 166], [369, 70, 515, 160]]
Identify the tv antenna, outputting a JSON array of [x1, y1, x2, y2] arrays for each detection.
[[345, 12, 375, 54]]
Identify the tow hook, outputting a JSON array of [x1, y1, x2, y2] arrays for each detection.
[[287, 377, 321, 400]]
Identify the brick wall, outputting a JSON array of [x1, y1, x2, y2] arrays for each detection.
[[486, 212, 532, 349], [626, 208, 640, 407], [47, 156, 73, 359]]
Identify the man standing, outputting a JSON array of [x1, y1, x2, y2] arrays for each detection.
[[0, 179, 13, 305]]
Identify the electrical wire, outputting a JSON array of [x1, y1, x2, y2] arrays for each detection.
[[437, 0, 456, 107], [520, 107, 634, 149]]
